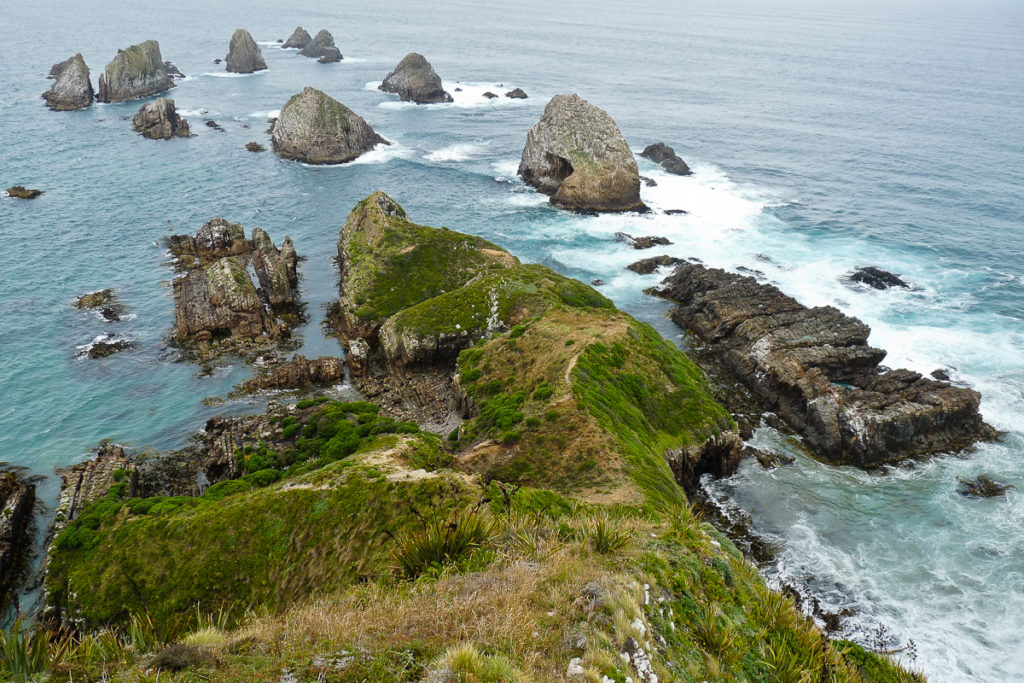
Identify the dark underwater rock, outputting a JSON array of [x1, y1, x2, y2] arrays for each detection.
[[957, 474, 1013, 498], [133, 98, 190, 139], [483, 91, 498, 99], [519, 94, 643, 212], [379, 53, 452, 104], [640, 142, 692, 176], [97, 40, 174, 102], [43, 53, 94, 110], [615, 232, 672, 249], [225, 28, 267, 73], [84, 335, 138, 359], [847, 266, 910, 290], [271, 87, 387, 164], [653, 262, 995, 466]]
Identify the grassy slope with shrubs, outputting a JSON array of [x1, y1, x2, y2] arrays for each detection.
[[27, 194, 921, 682]]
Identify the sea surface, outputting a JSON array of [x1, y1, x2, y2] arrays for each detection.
[[2, 0, 1022, 679]]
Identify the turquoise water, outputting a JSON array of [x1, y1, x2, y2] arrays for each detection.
[[2, 0, 1023, 678]]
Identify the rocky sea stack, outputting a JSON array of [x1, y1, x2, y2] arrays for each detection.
[[298, 29, 342, 62], [132, 97, 190, 139], [42, 53, 94, 110], [519, 94, 644, 212], [271, 87, 387, 164], [379, 53, 452, 104], [225, 28, 267, 73], [640, 142, 692, 176], [282, 26, 312, 49], [6, 186, 43, 199], [97, 40, 174, 103]]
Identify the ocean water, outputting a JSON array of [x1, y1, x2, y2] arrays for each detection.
[[2, 0, 1023, 679]]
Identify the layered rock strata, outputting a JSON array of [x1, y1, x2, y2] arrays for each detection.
[[519, 94, 644, 212], [133, 97, 191, 139], [97, 40, 174, 102], [234, 355, 343, 395], [0, 468, 36, 612], [225, 28, 268, 73], [43, 53, 94, 110], [271, 87, 387, 164], [379, 53, 452, 104], [654, 263, 995, 466], [298, 29, 342, 62]]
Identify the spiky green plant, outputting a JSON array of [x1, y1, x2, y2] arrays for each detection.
[[393, 508, 494, 578]]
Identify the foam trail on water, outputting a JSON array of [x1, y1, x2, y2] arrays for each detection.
[[423, 142, 489, 163]]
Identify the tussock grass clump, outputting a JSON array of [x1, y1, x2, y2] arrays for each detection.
[[393, 507, 495, 578], [426, 642, 525, 682]]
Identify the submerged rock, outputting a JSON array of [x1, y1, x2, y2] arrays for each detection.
[[225, 28, 268, 73], [519, 94, 644, 212], [42, 53, 94, 110], [205, 119, 225, 132], [379, 53, 452, 104], [505, 88, 528, 99], [97, 40, 174, 103], [640, 142, 692, 176], [5, 186, 43, 199], [847, 266, 910, 290], [83, 334, 138, 359], [133, 97, 191, 139], [957, 474, 1014, 498], [0, 467, 36, 613], [282, 26, 312, 49], [271, 87, 387, 164], [627, 255, 683, 274], [653, 263, 996, 466], [298, 29, 342, 62]]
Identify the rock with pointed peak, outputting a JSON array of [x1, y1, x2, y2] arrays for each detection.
[[97, 40, 174, 102], [379, 53, 452, 104], [282, 26, 312, 49], [43, 53, 94, 110], [271, 87, 387, 164], [298, 29, 342, 62], [225, 28, 267, 73]]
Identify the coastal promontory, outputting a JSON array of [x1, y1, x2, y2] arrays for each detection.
[[96, 40, 175, 102], [519, 94, 644, 212], [42, 53, 94, 110], [225, 28, 267, 73], [271, 87, 387, 164], [379, 53, 453, 104]]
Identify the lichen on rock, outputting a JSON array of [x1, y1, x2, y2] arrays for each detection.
[[519, 94, 644, 212], [225, 28, 267, 73], [271, 87, 387, 164], [97, 40, 174, 103]]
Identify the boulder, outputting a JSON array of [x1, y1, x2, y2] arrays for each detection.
[[225, 28, 267, 73], [379, 53, 452, 104], [847, 266, 910, 290], [97, 40, 174, 103], [6, 186, 43, 199], [271, 87, 388, 164], [653, 263, 996, 466], [627, 255, 683, 275], [518, 94, 644, 212], [298, 29, 342, 62], [282, 26, 312, 49], [133, 97, 191, 139], [505, 88, 528, 99], [615, 232, 672, 249], [640, 142, 692, 176], [0, 467, 35, 612], [42, 53, 94, 110]]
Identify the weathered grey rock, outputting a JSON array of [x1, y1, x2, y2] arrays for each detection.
[[225, 28, 267, 73], [654, 263, 995, 466], [173, 257, 277, 342], [43, 53, 94, 110], [640, 142, 691, 176], [379, 53, 452, 104], [627, 255, 683, 274], [298, 29, 342, 62], [235, 355, 343, 394], [519, 94, 644, 212], [251, 228, 299, 309], [282, 26, 312, 49], [847, 266, 910, 290], [97, 40, 174, 103], [133, 97, 191, 139], [271, 87, 388, 164], [0, 467, 35, 612], [168, 217, 249, 269], [505, 88, 528, 99], [347, 338, 369, 377]]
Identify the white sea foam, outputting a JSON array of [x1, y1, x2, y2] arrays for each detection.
[[178, 108, 214, 117], [423, 142, 489, 163], [369, 80, 535, 109], [297, 140, 410, 168], [201, 71, 267, 78], [247, 109, 280, 120]]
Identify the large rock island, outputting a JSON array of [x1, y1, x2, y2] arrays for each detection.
[[519, 94, 644, 212], [97, 40, 174, 103], [42, 53, 94, 110], [271, 87, 387, 164], [225, 28, 267, 73], [379, 53, 452, 104]]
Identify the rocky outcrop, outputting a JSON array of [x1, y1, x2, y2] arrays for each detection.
[[519, 94, 644, 212], [627, 255, 683, 275], [6, 186, 42, 199], [505, 88, 528, 99], [640, 143, 691, 176], [379, 53, 452, 104], [133, 97, 191, 139], [42, 53, 94, 110], [245, 141, 266, 152], [234, 355, 343, 394], [346, 338, 369, 377], [164, 61, 185, 79], [0, 467, 36, 612], [653, 263, 995, 466], [615, 232, 672, 249], [846, 266, 910, 290], [298, 29, 342, 62], [81, 334, 138, 359], [97, 40, 174, 103], [282, 26, 312, 49], [226, 28, 267, 73], [168, 219, 301, 358], [271, 87, 387, 164], [73, 288, 126, 321], [957, 474, 1013, 498]]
